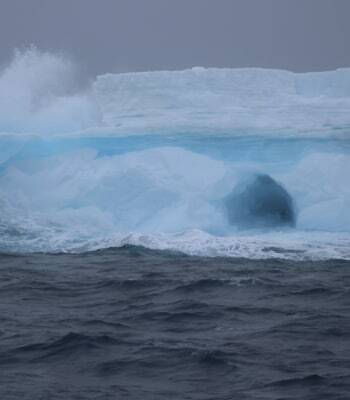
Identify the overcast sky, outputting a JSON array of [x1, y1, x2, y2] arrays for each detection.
[[1, 0, 349, 76]]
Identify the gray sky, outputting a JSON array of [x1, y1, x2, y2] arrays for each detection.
[[1, 0, 349, 76]]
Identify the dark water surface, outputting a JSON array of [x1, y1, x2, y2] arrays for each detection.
[[0, 247, 349, 399]]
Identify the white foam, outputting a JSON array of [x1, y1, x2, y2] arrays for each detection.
[[0, 47, 100, 135], [112, 230, 350, 261]]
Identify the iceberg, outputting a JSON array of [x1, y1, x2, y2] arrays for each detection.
[[0, 49, 349, 260]]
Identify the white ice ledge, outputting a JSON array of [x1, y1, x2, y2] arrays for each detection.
[[93, 67, 350, 137]]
